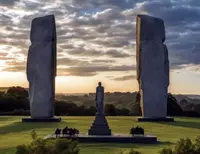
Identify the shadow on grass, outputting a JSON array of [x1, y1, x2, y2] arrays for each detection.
[[0, 147, 16, 154], [79, 143, 139, 149], [157, 141, 173, 145], [79, 140, 173, 149], [157, 120, 200, 129], [0, 116, 17, 122], [0, 121, 68, 134]]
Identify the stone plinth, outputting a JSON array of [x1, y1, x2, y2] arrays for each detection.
[[137, 117, 174, 122], [22, 117, 61, 122], [45, 134, 157, 144], [88, 114, 111, 136]]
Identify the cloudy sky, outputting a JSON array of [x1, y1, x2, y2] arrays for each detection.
[[0, 0, 200, 94]]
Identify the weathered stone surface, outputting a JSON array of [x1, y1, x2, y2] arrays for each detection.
[[136, 15, 169, 118], [26, 15, 57, 118]]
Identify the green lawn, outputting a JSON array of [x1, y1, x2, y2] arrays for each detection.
[[0, 116, 199, 154]]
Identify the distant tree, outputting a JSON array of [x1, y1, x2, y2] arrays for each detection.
[[86, 106, 96, 116], [104, 104, 117, 116], [6, 86, 28, 98], [180, 99, 189, 106], [117, 108, 130, 116], [0, 91, 29, 112], [131, 92, 182, 116], [54, 100, 77, 116], [183, 110, 200, 117], [76, 105, 86, 116], [130, 103, 142, 116], [83, 94, 88, 97], [180, 99, 195, 111], [167, 93, 183, 116], [0, 91, 5, 97], [135, 92, 140, 103], [130, 92, 142, 116], [194, 104, 200, 114]]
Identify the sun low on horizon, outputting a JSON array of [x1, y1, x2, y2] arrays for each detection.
[[1, 0, 200, 94]]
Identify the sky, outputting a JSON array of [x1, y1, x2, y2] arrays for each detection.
[[0, 0, 200, 94]]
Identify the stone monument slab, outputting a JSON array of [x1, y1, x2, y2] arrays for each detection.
[[136, 15, 173, 122], [22, 14, 60, 122]]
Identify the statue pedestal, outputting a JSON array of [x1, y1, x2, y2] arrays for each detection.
[[88, 114, 111, 136]]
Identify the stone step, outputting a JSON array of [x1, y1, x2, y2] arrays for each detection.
[[88, 128, 111, 136]]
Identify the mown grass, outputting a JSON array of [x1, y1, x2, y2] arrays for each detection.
[[0, 116, 199, 154]]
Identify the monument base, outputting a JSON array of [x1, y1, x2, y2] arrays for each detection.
[[22, 117, 61, 122], [88, 114, 111, 136], [45, 134, 157, 144], [137, 117, 174, 122]]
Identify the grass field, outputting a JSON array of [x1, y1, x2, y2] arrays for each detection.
[[0, 116, 199, 154]]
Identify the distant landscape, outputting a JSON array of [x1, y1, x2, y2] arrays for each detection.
[[1, 87, 200, 108]]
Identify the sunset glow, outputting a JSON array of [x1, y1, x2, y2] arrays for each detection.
[[0, 0, 200, 94]]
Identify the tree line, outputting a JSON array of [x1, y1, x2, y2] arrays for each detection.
[[0, 86, 200, 117]]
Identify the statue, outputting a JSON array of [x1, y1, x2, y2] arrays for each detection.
[[88, 82, 111, 135], [95, 82, 104, 115]]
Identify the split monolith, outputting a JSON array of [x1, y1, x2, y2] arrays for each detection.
[[22, 15, 61, 122], [136, 15, 173, 122]]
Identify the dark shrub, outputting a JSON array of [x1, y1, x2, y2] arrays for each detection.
[[16, 145, 29, 154], [159, 148, 173, 154], [16, 131, 80, 154], [174, 138, 195, 154], [117, 108, 130, 116], [130, 126, 144, 135], [62, 127, 79, 136], [54, 139, 79, 154], [118, 149, 142, 154], [167, 93, 183, 116], [195, 136, 200, 153], [104, 104, 117, 116], [159, 136, 200, 154]]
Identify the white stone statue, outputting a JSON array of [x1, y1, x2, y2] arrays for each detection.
[[95, 82, 104, 115]]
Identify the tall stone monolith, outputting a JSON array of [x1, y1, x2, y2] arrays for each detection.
[[22, 15, 61, 122], [136, 15, 173, 122]]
